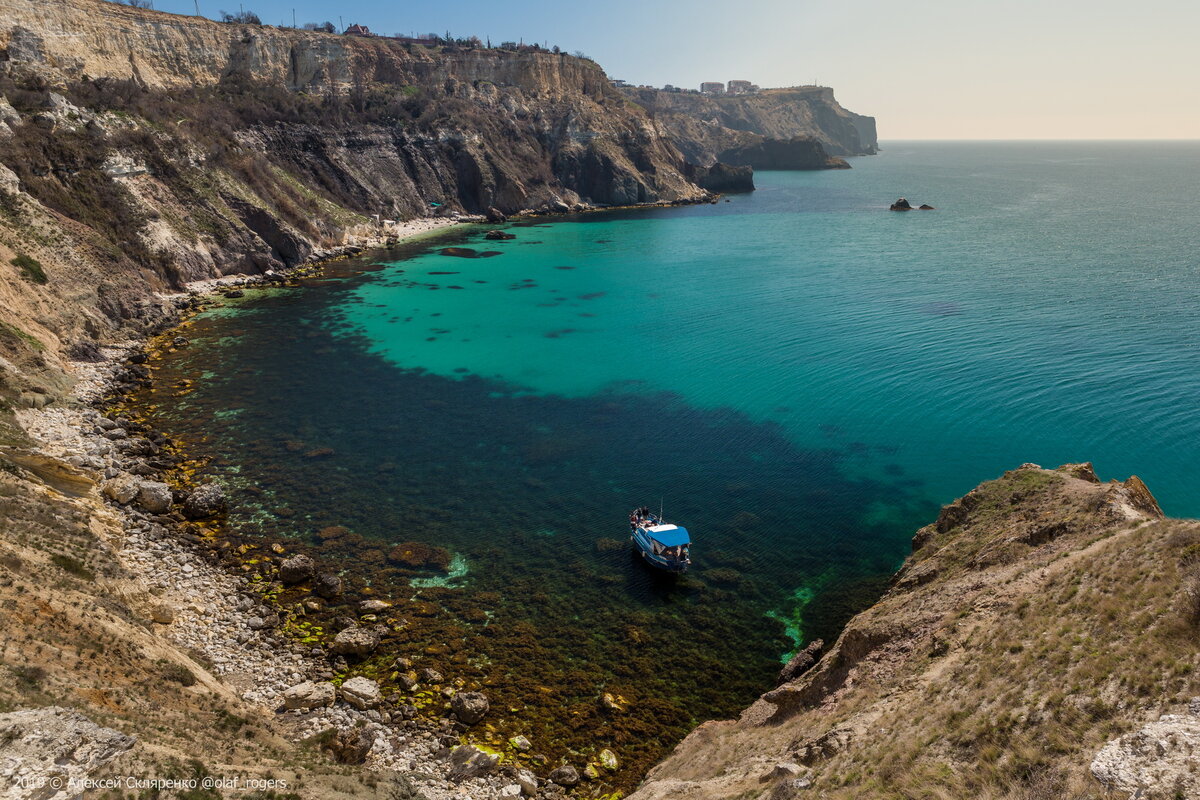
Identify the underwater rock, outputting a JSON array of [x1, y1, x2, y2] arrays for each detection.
[[330, 626, 380, 657], [548, 764, 580, 786], [451, 691, 490, 725], [702, 567, 742, 586], [283, 680, 336, 710], [316, 525, 349, 541], [279, 554, 317, 585], [360, 599, 391, 612], [447, 744, 499, 781], [182, 482, 226, 519], [594, 537, 626, 553], [313, 572, 343, 599], [388, 542, 452, 571], [303, 447, 335, 459], [600, 692, 628, 712], [440, 247, 480, 258], [485, 230, 516, 240]]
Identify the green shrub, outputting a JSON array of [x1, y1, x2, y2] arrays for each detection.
[[160, 661, 198, 687], [50, 553, 94, 581], [11, 664, 46, 689], [10, 254, 46, 284]]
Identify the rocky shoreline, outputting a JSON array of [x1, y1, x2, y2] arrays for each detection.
[[12, 224, 563, 800]]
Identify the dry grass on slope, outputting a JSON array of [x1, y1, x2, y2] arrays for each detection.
[[0, 458, 402, 799], [633, 464, 1197, 800]]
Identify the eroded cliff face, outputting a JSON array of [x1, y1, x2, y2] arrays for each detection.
[[622, 85, 877, 169], [632, 464, 1200, 800], [0, 0, 716, 406]]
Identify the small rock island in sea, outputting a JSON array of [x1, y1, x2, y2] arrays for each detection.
[[890, 197, 936, 210]]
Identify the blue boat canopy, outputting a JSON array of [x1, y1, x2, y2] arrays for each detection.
[[647, 524, 690, 546]]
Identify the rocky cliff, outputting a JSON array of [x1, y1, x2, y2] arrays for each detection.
[[0, 0, 724, 408], [631, 463, 1200, 800], [621, 85, 877, 169]]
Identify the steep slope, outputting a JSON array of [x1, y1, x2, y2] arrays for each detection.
[[621, 85, 877, 168], [0, 406, 409, 799], [0, 0, 719, 407], [631, 463, 1200, 800]]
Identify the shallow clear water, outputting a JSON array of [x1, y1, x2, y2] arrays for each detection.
[[140, 141, 1200, 783]]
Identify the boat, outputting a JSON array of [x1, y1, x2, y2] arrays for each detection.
[[629, 506, 692, 573]]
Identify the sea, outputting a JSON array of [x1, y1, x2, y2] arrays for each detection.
[[136, 141, 1200, 782]]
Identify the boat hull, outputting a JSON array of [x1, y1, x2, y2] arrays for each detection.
[[630, 529, 690, 573]]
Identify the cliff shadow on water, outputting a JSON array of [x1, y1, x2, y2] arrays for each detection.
[[129, 228, 936, 790]]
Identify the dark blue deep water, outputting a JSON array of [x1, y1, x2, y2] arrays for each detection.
[[141, 141, 1200, 784]]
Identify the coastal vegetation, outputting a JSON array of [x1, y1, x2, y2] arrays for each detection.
[[10, 253, 46, 284]]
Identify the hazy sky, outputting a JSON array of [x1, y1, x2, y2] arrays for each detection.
[[151, 0, 1200, 139]]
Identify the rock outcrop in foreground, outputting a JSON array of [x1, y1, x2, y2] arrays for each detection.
[[632, 464, 1200, 800]]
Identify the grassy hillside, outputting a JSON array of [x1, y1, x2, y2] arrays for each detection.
[[632, 464, 1197, 800]]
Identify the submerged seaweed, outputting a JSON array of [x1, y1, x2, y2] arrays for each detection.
[[131, 235, 934, 790]]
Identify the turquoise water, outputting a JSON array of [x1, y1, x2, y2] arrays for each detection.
[[349, 141, 1200, 516], [141, 141, 1200, 781]]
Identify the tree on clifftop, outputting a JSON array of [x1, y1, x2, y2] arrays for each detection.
[[220, 10, 262, 25]]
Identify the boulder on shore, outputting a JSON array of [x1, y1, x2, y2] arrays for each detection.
[[101, 473, 140, 505], [339, 676, 381, 709], [329, 726, 374, 764], [135, 481, 173, 513], [282, 680, 336, 710]]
